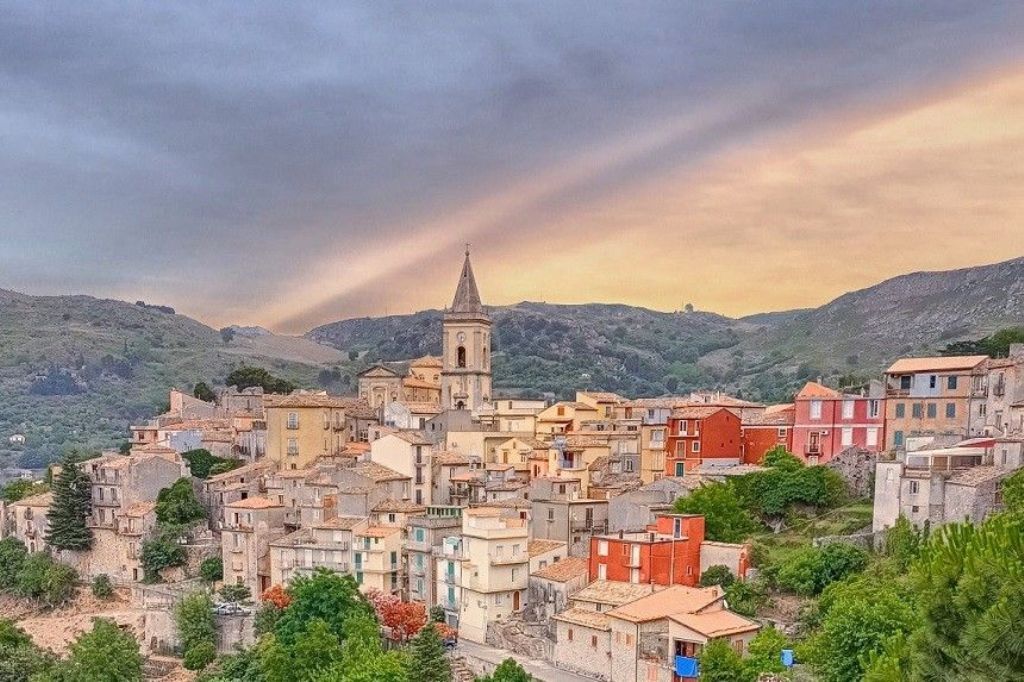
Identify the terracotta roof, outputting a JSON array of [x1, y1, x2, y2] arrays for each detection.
[[352, 462, 409, 483], [562, 435, 608, 448], [671, 406, 727, 420], [208, 462, 265, 483], [531, 556, 589, 582], [400, 401, 443, 413], [743, 409, 795, 426], [372, 499, 427, 513], [356, 526, 402, 538], [14, 492, 53, 508], [409, 355, 443, 368], [226, 496, 282, 509], [607, 585, 724, 623], [264, 393, 363, 409], [402, 377, 440, 390], [485, 463, 514, 471], [573, 580, 658, 607], [450, 471, 485, 482], [314, 516, 367, 530], [357, 364, 400, 378], [122, 501, 157, 518], [388, 431, 433, 445], [947, 465, 1008, 486], [553, 607, 611, 631], [886, 355, 989, 374], [668, 610, 758, 637], [795, 381, 841, 400], [578, 392, 626, 403], [434, 452, 471, 466]]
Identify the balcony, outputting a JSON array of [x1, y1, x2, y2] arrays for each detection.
[[489, 553, 527, 566], [441, 598, 459, 611], [406, 538, 432, 553], [571, 519, 606, 532], [442, 572, 458, 585]]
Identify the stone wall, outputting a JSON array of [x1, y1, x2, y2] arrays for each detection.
[[827, 447, 877, 498]]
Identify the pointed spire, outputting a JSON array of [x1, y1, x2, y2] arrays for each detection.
[[450, 246, 483, 314]]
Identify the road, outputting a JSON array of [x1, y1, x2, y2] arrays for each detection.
[[456, 639, 597, 682]]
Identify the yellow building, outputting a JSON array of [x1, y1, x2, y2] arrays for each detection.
[[536, 401, 601, 437], [353, 525, 404, 595], [264, 394, 376, 469]]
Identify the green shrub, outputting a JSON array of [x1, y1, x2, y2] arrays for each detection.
[[0, 538, 28, 589], [184, 640, 217, 670], [15, 553, 77, 607], [776, 543, 868, 596], [141, 529, 187, 582], [699, 565, 735, 588], [199, 557, 223, 583], [91, 574, 113, 599], [155, 478, 206, 526], [219, 583, 251, 603]]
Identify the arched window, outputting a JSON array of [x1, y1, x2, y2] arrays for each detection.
[[456, 400, 466, 410], [457, 346, 466, 368]]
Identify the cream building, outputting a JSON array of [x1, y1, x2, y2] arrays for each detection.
[[369, 432, 434, 506], [222, 497, 287, 597], [269, 515, 367, 586], [441, 249, 492, 412], [353, 525, 404, 594], [8, 492, 52, 554], [264, 394, 376, 469], [457, 507, 530, 643]]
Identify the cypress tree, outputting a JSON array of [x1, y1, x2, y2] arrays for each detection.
[[46, 453, 93, 550], [407, 622, 451, 682]]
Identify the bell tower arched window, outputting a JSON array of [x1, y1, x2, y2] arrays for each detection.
[[457, 346, 467, 368]]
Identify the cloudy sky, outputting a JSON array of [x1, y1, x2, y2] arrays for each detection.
[[2, 2, 1024, 332]]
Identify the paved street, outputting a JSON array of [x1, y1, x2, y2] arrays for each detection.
[[456, 639, 596, 682]]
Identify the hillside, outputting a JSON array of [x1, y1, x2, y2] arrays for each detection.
[[309, 257, 1024, 402], [0, 290, 346, 466]]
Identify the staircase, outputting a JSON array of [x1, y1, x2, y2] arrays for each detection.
[[449, 654, 476, 682], [142, 656, 181, 680]]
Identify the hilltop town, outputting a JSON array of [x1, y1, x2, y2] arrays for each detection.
[[2, 252, 1023, 681]]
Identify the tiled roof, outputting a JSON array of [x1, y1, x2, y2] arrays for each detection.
[[552, 607, 611, 631], [670, 406, 726, 420], [314, 516, 367, 530], [225, 496, 282, 509], [607, 585, 724, 623], [796, 381, 842, 400], [264, 393, 362, 409], [434, 452, 471, 466], [14, 492, 53, 508], [668, 609, 758, 637], [400, 401, 443, 413], [372, 499, 427, 513], [390, 431, 433, 445], [573, 580, 657, 606], [947, 465, 1009, 486], [578, 392, 625, 403], [352, 462, 409, 482], [531, 556, 589, 582], [409, 355, 443, 368], [356, 526, 402, 538], [886, 355, 989, 374], [402, 377, 440, 390], [122, 501, 157, 518]]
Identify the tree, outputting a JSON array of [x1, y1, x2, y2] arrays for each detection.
[[366, 590, 427, 641], [324, 610, 408, 682], [15, 553, 77, 607], [348, 350, 359, 361], [261, 584, 291, 609], [476, 658, 532, 682], [58, 617, 143, 681], [699, 565, 735, 588], [674, 483, 758, 542], [882, 515, 921, 571], [406, 619, 451, 682], [219, 583, 251, 603], [0, 618, 57, 681], [192, 382, 216, 402], [428, 605, 445, 623], [199, 557, 223, 583], [140, 527, 187, 582], [224, 366, 294, 394], [259, 619, 345, 682], [1001, 467, 1024, 514], [742, 627, 788, 680], [176, 591, 216, 670], [0, 538, 28, 588], [697, 639, 745, 682], [91, 574, 113, 599], [0, 479, 47, 503], [45, 453, 93, 550], [775, 543, 868, 596], [272, 569, 372, 646], [220, 327, 236, 344], [155, 478, 206, 526]]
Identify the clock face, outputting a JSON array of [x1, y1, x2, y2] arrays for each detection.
[[457, 332, 466, 343]]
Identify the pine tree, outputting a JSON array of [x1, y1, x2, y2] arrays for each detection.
[[45, 453, 93, 550], [407, 622, 451, 682]]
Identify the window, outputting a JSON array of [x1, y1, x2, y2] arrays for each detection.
[[866, 428, 878, 448], [456, 346, 466, 368], [692, 441, 701, 453], [651, 429, 665, 445], [598, 563, 607, 580], [909, 481, 919, 494], [622, 543, 630, 556], [778, 427, 788, 439], [597, 540, 608, 556], [900, 375, 912, 390], [948, 376, 958, 390], [567, 629, 573, 641], [894, 431, 904, 447], [547, 509, 554, 521], [927, 403, 937, 418], [287, 438, 298, 456], [946, 403, 956, 419], [979, 404, 987, 417], [675, 462, 685, 476], [287, 412, 299, 429], [869, 400, 881, 418], [810, 400, 823, 419], [842, 400, 854, 419], [678, 420, 688, 435], [912, 404, 923, 419], [841, 428, 853, 447], [591, 635, 598, 648], [929, 375, 937, 389], [895, 403, 906, 418]]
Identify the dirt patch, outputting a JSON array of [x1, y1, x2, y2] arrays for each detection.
[[7, 586, 145, 655]]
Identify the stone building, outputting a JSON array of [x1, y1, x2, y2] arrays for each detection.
[[264, 393, 377, 470], [8, 492, 52, 553], [529, 477, 608, 556], [268, 515, 367, 586], [526, 556, 589, 627], [441, 249, 492, 412], [221, 497, 287, 597]]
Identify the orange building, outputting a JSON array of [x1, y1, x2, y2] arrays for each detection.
[[665, 407, 742, 476], [588, 514, 705, 587], [741, 405, 795, 464]]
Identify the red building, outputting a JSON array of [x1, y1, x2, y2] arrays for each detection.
[[791, 382, 885, 464], [665, 407, 742, 476], [741, 405, 795, 464], [588, 515, 706, 587]]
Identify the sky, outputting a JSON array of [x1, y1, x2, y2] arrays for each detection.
[[2, 2, 1024, 333]]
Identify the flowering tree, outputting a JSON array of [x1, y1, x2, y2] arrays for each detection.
[[365, 589, 428, 641], [261, 584, 292, 609]]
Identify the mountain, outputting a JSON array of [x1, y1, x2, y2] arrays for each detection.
[[0, 290, 349, 466], [309, 256, 1024, 402]]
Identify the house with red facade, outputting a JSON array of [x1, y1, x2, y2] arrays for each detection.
[[791, 381, 885, 464], [741, 404, 795, 464], [587, 514, 749, 589], [664, 407, 742, 477]]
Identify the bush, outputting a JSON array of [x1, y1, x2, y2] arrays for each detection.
[[15, 553, 78, 607], [219, 583, 251, 603], [155, 479, 206, 526], [141, 529, 187, 582], [0, 538, 28, 589], [184, 640, 217, 670], [673, 484, 759, 542], [91, 574, 113, 599], [699, 565, 735, 588], [776, 543, 868, 596], [199, 557, 223, 583]]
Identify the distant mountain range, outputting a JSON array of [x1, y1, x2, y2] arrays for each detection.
[[2, 256, 1022, 465]]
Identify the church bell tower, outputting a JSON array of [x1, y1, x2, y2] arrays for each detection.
[[441, 247, 492, 411]]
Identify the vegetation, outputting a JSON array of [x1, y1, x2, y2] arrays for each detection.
[[90, 574, 113, 599], [219, 583, 251, 604], [192, 381, 215, 402], [0, 478, 48, 503], [773, 543, 868, 596], [406, 620, 451, 682], [14, 552, 78, 607], [140, 525, 187, 582], [697, 627, 788, 682], [475, 658, 533, 682], [673, 483, 758, 542], [0, 619, 57, 681], [45, 453, 93, 551], [181, 448, 241, 479], [176, 591, 217, 670], [155, 478, 206, 526], [699, 565, 735, 588], [224, 366, 296, 394], [199, 556, 224, 583], [940, 326, 1024, 358], [50, 617, 144, 681]]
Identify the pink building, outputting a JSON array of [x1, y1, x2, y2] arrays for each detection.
[[791, 382, 885, 464]]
